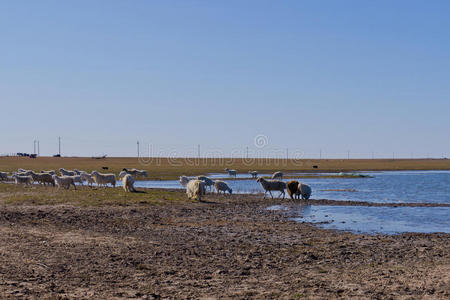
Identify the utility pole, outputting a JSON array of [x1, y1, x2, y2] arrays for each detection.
[[347, 150, 350, 160], [246, 146, 249, 159], [37, 140, 40, 156], [33, 140, 36, 154], [137, 141, 140, 157], [286, 148, 289, 160], [58, 137, 61, 156]]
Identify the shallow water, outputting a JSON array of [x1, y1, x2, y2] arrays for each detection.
[[267, 204, 450, 235], [134, 170, 450, 204]]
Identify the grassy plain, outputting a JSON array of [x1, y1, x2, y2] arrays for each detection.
[[1, 156, 449, 180]]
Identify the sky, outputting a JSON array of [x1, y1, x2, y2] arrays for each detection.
[[1, 0, 449, 158]]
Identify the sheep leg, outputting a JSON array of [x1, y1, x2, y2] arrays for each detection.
[[269, 190, 273, 199]]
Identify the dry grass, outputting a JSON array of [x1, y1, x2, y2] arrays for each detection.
[[1, 156, 449, 180], [0, 184, 190, 206]]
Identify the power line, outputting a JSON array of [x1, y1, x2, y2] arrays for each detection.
[[137, 141, 140, 157]]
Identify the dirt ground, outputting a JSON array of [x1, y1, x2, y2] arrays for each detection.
[[0, 191, 448, 299]]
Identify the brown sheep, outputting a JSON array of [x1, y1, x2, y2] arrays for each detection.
[[287, 180, 300, 200]]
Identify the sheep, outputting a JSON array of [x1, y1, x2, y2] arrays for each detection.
[[214, 180, 232, 195], [122, 168, 148, 178], [17, 170, 33, 176], [272, 171, 283, 180], [224, 168, 237, 178], [59, 168, 76, 176], [68, 175, 83, 185], [40, 170, 56, 175], [12, 174, 33, 186], [286, 180, 300, 200], [186, 179, 205, 201], [256, 177, 286, 199], [30, 171, 55, 186], [179, 175, 195, 187], [0, 172, 8, 181], [197, 176, 214, 192], [74, 169, 81, 175], [80, 172, 95, 186], [248, 171, 258, 178], [121, 174, 136, 193], [91, 171, 116, 187], [298, 183, 312, 200], [118, 171, 128, 179], [52, 175, 76, 190]]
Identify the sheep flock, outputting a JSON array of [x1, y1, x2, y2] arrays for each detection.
[[1, 167, 312, 200]]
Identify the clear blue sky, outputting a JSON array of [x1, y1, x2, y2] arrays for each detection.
[[1, 0, 449, 158]]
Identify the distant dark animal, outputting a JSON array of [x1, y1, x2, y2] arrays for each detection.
[[313, 165, 318, 169], [102, 166, 109, 170], [287, 180, 300, 200]]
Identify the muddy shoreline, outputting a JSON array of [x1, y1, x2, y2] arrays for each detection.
[[0, 193, 448, 299]]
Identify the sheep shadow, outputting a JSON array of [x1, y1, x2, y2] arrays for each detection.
[[199, 199, 219, 204], [132, 190, 147, 194]]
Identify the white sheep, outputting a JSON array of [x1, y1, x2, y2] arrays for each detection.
[[186, 179, 205, 201], [119, 170, 128, 179], [225, 168, 237, 178], [197, 176, 214, 192], [121, 174, 136, 192], [256, 177, 286, 199], [17, 170, 34, 176], [59, 168, 76, 176], [122, 168, 148, 178], [0, 172, 8, 181], [298, 183, 312, 200], [214, 180, 232, 195], [248, 171, 258, 178], [271, 171, 283, 180], [40, 170, 56, 175], [52, 175, 76, 190], [80, 173, 95, 186], [68, 175, 83, 185], [91, 171, 116, 187], [179, 175, 195, 187], [30, 171, 55, 186], [12, 174, 33, 186]]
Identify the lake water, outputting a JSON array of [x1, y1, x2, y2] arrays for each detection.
[[129, 170, 450, 234], [268, 204, 450, 235], [134, 170, 450, 204]]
